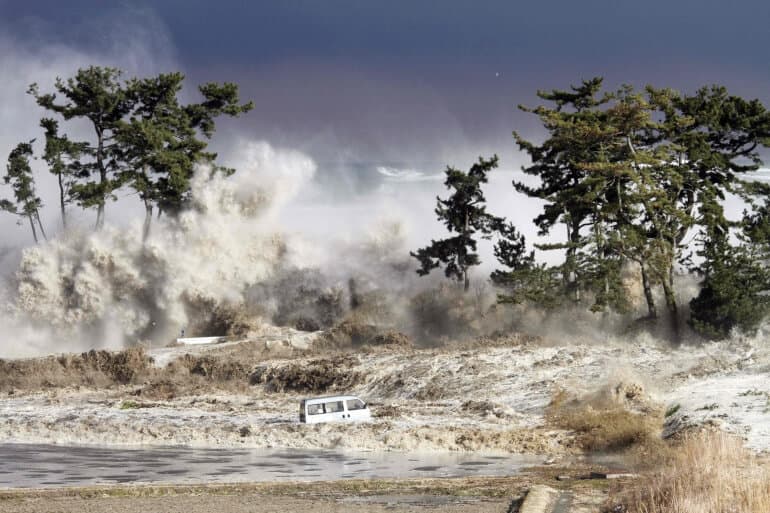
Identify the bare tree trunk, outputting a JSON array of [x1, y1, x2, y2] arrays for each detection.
[[95, 127, 106, 231], [640, 263, 657, 319], [95, 205, 104, 230], [661, 268, 680, 344], [58, 172, 67, 230], [463, 210, 470, 293], [142, 202, 153, 242], [567, 221, 581, 302], [35, 212, 47, 242], [28, 215, 38, 244]]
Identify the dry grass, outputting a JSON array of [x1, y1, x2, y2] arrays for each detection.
[[547, 388, 663, 453], [608, 432, 770, 513]]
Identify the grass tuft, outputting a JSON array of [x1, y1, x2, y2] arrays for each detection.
[[547, 387, 662, 453], [607, 431, 770, 513]]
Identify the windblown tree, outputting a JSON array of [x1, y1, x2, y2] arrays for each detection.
[[117, 72, 253, 239], [29, 67, 132, 229], [1, 142, 47, 243], [579, 87, 698, 336], [689, 236, 770, 339], [411, 155, 503, 291], [654, 85, 770, 338], [510, 79, 636, 313], [512, 78, 612, 303], [28, 66, 253, 233], [510, 78, 770, 340], [688, 180, 770, 339], [40, 118, 88, 229], [490, 221, 558, 306]]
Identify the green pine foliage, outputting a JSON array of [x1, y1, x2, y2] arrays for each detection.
[[411, 156, 504, 291], [40, 118, 88, 229], [506, 78, 770, 341], [5, 67, 770, 342], [26, 66, 253, 233], [490, 221, 559, 307], [689, 245, 770, 339], [2, 142, 47, 243]]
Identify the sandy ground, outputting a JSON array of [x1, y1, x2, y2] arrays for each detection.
[[0, 475, 610, 513], [2, 494, 510, 513]]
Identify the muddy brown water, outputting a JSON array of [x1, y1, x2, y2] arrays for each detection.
[[0, 444, 542, 488]]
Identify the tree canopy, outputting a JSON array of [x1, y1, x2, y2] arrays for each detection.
[[26, 66, 253, 234], [503, 78, 770, 340], [1, 142, 47, 243], [411, 156, 507, 291]]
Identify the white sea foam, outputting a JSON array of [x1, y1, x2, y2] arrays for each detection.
[[1, 142, 317, 357]]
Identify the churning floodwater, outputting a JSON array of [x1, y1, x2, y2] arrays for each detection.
[[0, 444, 541, 488]]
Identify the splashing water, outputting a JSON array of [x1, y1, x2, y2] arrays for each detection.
[[1, 142, 317, 357]]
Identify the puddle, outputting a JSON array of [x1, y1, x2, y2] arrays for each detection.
[[0, 443, 541, 488]]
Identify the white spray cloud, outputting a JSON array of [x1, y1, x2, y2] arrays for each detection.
[[0, 142, 317, 358]]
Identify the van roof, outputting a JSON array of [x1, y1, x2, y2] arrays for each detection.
[[301, 395, 362, 403]]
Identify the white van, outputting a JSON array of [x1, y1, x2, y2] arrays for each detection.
[[299, 395, 372, 424]]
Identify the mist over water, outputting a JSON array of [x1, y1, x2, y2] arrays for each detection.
[[1, 143, 315, 357], [4, 8, 764, 360], [0, 133, 721, 358]]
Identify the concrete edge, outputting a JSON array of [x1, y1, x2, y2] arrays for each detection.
[[518, 485, 560, 513]]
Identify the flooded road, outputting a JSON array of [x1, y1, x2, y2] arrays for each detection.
[[0, 444, 541, 488]]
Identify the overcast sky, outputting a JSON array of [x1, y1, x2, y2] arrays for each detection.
[[1, 1, 769, 248], [3, 1, 769, 163]]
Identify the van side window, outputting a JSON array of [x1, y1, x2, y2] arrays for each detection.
[[307, 403, 324, 415], [325, 401, 344, 413], [346, 399, 365, 410]]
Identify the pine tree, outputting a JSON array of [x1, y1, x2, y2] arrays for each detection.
[[411, 156, 502, 291], [28, 66, 253, 234], [28, 67, 132, 229], [513, 77, 612, 302], [513, 79, 770, 341], [118, 72, 253, 239], [40, 118, 88, 229], [689, 181, 770, 339], [2, 142, 47, 243], [490, 221, 560, 307]]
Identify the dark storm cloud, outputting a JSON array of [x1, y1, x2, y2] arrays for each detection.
[[2, 0, 769, 187]]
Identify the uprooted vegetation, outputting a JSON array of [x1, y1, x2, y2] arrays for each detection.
[[407, 284, 507, 343], [175, 354, 251, 382], [606, 432, 770, 513], [249, 356, 364, 393], [315, 318, 413, 350], [546, 383, 664, 453]]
